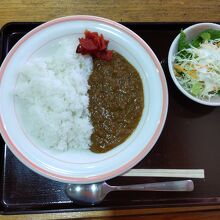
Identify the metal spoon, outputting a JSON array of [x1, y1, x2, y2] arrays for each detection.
[[66, 180, 194, 204]]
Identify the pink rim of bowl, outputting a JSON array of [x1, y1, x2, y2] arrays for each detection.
[[0, 15, 168, 183]]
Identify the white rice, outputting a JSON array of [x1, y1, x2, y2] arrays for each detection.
[[15, 38, 93, 151]]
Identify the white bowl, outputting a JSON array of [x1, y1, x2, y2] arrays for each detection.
[[0, 15, 168, 183], [168, 22, 220, 106]]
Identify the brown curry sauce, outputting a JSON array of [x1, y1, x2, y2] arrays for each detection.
[[88, 51, 144, 153]]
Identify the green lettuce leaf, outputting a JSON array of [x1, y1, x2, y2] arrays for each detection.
[[178, 29, 220, 49], [191, 82, 203, 96], [191, 29, 220, 48], [178, 30, 190, 51]]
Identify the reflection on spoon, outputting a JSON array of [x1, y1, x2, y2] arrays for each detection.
[[66, 180, 194, 205]]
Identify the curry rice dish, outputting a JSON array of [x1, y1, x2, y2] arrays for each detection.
[[15, 38, 144, 153]]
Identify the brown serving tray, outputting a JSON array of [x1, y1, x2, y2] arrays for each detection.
[[0, 22, 220, 214]]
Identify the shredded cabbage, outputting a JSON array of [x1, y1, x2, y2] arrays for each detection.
[[174, 38, 220, 100]]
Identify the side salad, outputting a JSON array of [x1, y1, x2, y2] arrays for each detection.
[[173, 29, 220, 100]]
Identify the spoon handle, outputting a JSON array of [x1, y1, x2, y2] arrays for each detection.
[[112, 180, 194, 192]]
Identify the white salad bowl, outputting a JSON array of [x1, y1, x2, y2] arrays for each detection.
[[168, 22, 220, 106], [0, 15, 168, 183]]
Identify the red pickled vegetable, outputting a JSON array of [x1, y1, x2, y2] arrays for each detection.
[[76, 30, 112, 61]]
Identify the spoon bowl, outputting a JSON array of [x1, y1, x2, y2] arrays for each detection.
[[66, 180, 194, 204]]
